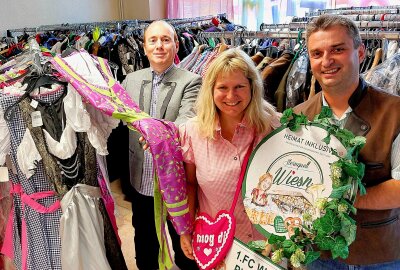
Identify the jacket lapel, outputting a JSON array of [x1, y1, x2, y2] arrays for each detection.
[[139, 80, 152, 112], [156, 67, 178, 118], [344, 112, 370, 136], [345, 78, 371, 137]]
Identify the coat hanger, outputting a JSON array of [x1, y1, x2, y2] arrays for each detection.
[[197, 32, 209, 46], [366, 30, 383, 80], [4, 38, 66, 122], [365, 30, 381, 72], [360, 28, 371, 72], [4, 69, 66, 122], [291, 29, 305, 63], [218, 31, 228, 53], [365, 47, 382, 80]]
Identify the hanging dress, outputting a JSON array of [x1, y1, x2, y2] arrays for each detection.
[[51, 50, 192, 268], [18, 90, 127, 270], [0, 108, 12, 269], [0, 88, 65, 270], [1, 80, 126, 269]]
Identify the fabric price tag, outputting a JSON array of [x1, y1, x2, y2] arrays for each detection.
[[0, 167, 9, 182], [30, 99, 39, 109], [31, 111, 43, 127]]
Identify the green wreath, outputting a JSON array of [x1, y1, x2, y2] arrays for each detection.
[[248, 106, 367, 268]]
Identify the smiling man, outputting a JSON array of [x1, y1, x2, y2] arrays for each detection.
[[122, 20, 201, 270], [294, 14, 400, 270]]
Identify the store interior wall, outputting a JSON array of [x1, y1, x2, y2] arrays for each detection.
[[122, 0, 166, 20], [1, 0, 166, 37], [149, 0, 167, 20]]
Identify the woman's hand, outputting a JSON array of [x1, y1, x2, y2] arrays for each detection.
[[180, 233, 195, 260]]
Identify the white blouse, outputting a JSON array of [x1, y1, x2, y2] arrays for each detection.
[[1, 79, 118, 180], [0, 109, 10, 165]]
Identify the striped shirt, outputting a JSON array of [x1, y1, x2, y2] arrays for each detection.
[[139, 64, 174, 196], [322, 94, 400, 179]]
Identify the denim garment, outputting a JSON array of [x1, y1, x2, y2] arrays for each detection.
[[308, 259, 400, 270]]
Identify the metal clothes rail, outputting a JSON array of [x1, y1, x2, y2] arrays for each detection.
[[306, 5, 400, 16], [168, 13, 227, 25], [198, 29, 400, 45], [261, 21, 400, 32], [282, 5, 400, 32], [6, 13, 227, 37]]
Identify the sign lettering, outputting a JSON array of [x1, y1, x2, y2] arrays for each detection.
[[222, 239, 285, 270]]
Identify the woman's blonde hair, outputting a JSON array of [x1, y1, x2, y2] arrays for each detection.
[[196, 48, 276, 139]]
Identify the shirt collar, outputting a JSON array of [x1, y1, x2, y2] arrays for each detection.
[[214, 116, 250, 133], [320, 77, 368, 119], [321, 93, 352, 122], [151, 64, 174, 77]]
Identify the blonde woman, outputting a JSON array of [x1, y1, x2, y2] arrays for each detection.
[[179, 48, 279, 259]]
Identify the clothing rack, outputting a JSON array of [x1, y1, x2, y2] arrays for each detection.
[[6, 13, 227, 37], [261, 20, 400, 31], [198, 28, 400, 47], [168, 13, 227, 25], [198, 30, 301, 44], [6, 22, 139, 37], [306, 6, 400, 16], [289, 19, 400, 30], [259, 23, 400, 40], [280, 5, 400, 33]]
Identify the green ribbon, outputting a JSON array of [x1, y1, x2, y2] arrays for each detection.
[[154, 175, 173, 269]]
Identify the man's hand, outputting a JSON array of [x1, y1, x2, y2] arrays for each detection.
[[138, 136, 149, 150], [353, 179, 400, 210], [180, 233, 195, 260]]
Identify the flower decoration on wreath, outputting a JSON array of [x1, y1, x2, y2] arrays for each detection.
[[243, 106, 367, 268]]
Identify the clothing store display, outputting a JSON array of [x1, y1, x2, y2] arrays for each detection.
[[256, 56, 275, 71], [0, 61, 126, 270], [2, 5, 400, 269], [20, 92, 124, 266]]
